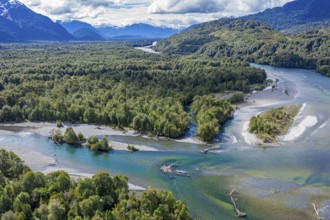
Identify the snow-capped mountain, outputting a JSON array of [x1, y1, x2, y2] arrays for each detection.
[[0, 0, 23, 17], [0, 0, 74, 41]]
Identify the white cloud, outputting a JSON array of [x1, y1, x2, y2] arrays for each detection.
[[18, 0, 292, 28], [148, 0, 291, 14], [148, 0, 223, 14]]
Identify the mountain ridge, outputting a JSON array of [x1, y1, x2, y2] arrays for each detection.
[[60, 20, 182, 40], [243, 0, 330, 33], [155, 18, 330, 76], [97, 23, 182, 39], [0, 0, 74, 41], [60, 20, 105, 41]]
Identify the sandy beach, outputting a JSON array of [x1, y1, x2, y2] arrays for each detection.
[[242, 101, 318, 145], [239, 65, 311, 145], [0, 121, 202, 148], [175, 136, 205, 144], [242, 121, 264, 146], [43, 167, 145, 191], [0, 122, 161, 152], [238, 67, 300, 109], [282, 115, 318, 141]]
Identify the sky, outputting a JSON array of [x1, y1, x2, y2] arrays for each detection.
[[19, 0, 292, 28]]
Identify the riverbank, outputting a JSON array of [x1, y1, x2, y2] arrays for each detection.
[[0, 122, 204, 148], [0, 122, 157, 151], [243, 101, 319, 145], [43, 167, 146, 191], [238, 64, 300, 109], [247, 104, 303, 145], [0, 144, 146, 191], [242, 121, 265, 146], [281, 114, 318, 142]]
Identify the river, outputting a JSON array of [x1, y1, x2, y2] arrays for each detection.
[[134, 41, 161, 54], [1, 64, 330, 219]]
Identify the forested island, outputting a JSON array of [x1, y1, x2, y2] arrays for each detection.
[[249, 104, 302, 144], [0, 43, 266, 142], [0, 149, 190, 219]]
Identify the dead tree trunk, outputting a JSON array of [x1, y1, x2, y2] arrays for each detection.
[[312, 203, 324, 220], [160, 162, 190, 177], [228, 189, 247, 218], [200, 146, 221, 154]]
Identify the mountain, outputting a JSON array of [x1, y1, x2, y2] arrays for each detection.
[[60, 20, 180, 40], [0, 0, 74, 41], [243, 0, 330, 33], [156, 18, 330, 76], [60, 20, 99, 34], [97, 23, 181, 39], [108, 35, 148, 40], [72, 28, 105, 41], [60, 20, 104, 41]]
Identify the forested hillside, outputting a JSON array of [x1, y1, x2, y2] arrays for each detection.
[[0, 43, 266, 139], [156, 19, 330, 76], [243, 0, 330, 33], [0, 150, 190, 219]]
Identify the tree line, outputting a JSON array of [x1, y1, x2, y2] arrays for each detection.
[[0, 150, 190, 220], [191, 95, 234, 141], [156, 19, 330, 76], [0, 43, 266, 140]]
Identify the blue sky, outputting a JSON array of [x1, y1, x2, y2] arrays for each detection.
[[19, 0, 292, 28]]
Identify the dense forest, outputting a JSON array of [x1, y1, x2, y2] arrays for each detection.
[[0, 150, 190, 219], [0, 43, 266, 139], [156, 19, 330, 76], [191, 95, 234, 141]]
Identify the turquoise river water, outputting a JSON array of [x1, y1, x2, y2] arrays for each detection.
[[1, 64, 330, 219]]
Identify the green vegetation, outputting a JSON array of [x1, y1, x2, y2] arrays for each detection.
[[77, 132, 85, 142], [49, 129, 64, 145], [50, 127, 84, 146], [63, 127, 80, 145], [249, 104, 302, 143], [56, 120, 63, 127], [0, 149, 190, 219], [228, 92, 245, 103], [191, 95, 234, 142], [243, 0, 330, 34], [0, 43, 266, 141], [156, 19, 330, 76], [87, 136, 112, 152], [127, 144, 139, 152]]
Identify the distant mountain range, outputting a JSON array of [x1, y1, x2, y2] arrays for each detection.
[[59, 20, 104, 41], [243, 0, 330, 33], [0, 0, 329, 42], [0, 0, 181, 42], [97, 24, 181, 39], [60, 21, 181, 40], [0, 0, 73, 41]]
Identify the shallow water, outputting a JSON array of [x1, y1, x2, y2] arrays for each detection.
[[1, 64, 330, 219]]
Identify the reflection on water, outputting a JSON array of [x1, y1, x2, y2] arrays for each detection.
[[1, 65, 330, 219]]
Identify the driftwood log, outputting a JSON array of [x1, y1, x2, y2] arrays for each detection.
[[201, 146, 221, 154], [228, 189, 247, 218], [160, 162, 190, 177], [312, 203, 324, 220]]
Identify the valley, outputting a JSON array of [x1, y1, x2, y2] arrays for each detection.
[[1, 64, 330, 219], [0, 0, 330, 219]]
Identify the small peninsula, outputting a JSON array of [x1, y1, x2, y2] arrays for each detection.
[[249, 104, 302, 144]]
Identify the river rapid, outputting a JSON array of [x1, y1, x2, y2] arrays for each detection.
[[1, 64, 330, 219]]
